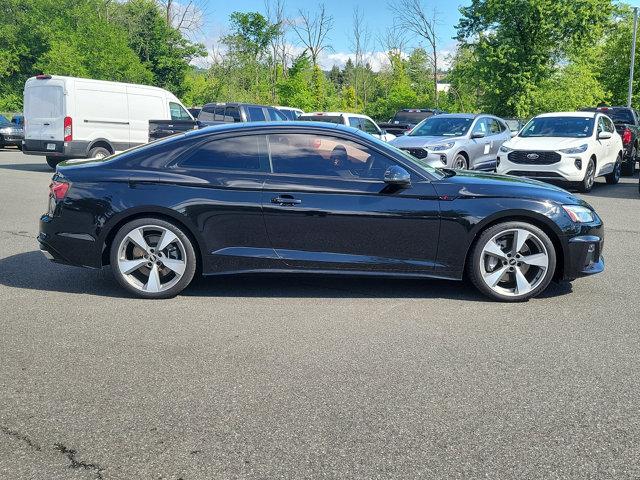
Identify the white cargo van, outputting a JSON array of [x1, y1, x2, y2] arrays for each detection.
[[23, 75, 192, 168]]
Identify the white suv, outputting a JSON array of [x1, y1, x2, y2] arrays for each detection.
[[298, 112, 396, 142], [497, 112, 623, 192]]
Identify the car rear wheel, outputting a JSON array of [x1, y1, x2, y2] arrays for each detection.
[[468, 222, 556, 302], [577, 158, 596, 193], [622, 146, 637, 176], [110, 218, 197, 299], [452, 154, 468, 169], [605, 154, 622, 185]]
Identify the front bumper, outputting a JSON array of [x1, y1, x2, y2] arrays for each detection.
[[561, 222, 605, 281], [0, 133, 23, 146], [497, 152, 588, 182]]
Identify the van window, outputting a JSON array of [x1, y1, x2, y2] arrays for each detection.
[[361, 118, 380, 135], [25, 86, 63, 118], [179, 135, 264, 171], [170, 102, 191, 120], [247, 106, 266, 122]]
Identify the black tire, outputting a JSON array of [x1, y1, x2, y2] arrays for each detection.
[[16, 143, 22, 151], [110, 217, 197, 299], [88, 146, 111, 159], [467, 221, 557, 302], [46, 156, 61, 169], [577, 158, 596, 193], [622, 146, 637, 176], [605, 154, 622, 185], [452, 153, 468, 169]]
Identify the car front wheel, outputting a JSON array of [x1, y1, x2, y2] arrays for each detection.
[[468, 222, 557, 302], [110, 218, 197, 299]]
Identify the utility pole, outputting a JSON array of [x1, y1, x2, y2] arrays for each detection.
[[628, 7, 638, 107]]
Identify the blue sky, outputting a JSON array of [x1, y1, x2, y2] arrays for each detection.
[[200, 0, 471, 69]]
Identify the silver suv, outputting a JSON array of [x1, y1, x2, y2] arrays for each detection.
[[389, 113, 512, 170]]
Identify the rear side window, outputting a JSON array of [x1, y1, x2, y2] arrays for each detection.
[[268, 133, 396, 180], [170, 102, 191, 120], [214, 106, 225, 121], [488, 119, 502, 134], [198, 105, 215, 122], [247, 106, 266, 122], [179, 135, 265, 171]]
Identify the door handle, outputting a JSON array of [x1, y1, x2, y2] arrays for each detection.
[[272, 196, 302, 205]]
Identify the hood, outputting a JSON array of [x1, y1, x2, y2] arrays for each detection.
[[390, 135, 466, 148], [505, 136, 589, 151], [433, 169, 591, 208]]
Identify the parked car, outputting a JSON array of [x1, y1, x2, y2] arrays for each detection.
[[497, 112, 624, 192], [149, 102, 289, 142], [0, 115, 24, 149], [581, 106, 639, 175], [389, 113, 512, 171], [275, 106, 304, 120], [298, 112, 396, 142], [39, 122, 604, 302], [22, 75, 192, 169], [379, 109, 445, 137]]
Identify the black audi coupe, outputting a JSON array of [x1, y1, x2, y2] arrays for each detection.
[[38, 122, 604, 301]]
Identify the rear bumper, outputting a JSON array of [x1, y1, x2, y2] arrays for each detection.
[[22, 139, 90, 158], [38, 214, 101, 268]]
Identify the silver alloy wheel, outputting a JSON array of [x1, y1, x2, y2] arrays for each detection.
[[116, 225, 187, 293], [453, 155, 467, 169], [95, 151, 107, 159], [585, 161, 595, 189], [479, 228, 549, 298]]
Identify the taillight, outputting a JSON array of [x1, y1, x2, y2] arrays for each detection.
[[50, 181, 69, 200], [623, 128, 632, 145], [64, 116, 72, 142]]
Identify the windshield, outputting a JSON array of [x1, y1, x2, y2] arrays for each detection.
[[299, 115, 343, 124], [410, 117, 473, 137], [392, 111, 432, 124], [520, 116, 594, 138], [600, 108, 634, 124], [0, 115, 9, 125]]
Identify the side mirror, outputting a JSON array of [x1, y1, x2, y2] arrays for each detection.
[[471, 131, 486, 139], [598, 131, 612, 140], [510, 131, 518, 138], [384, 165, 411, 186]]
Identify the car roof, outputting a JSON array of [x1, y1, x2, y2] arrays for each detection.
[[428, 113, 478, 119], [181, 121, 360, 140], [202, 102, 273, 108], [537, 111, 598, 118]]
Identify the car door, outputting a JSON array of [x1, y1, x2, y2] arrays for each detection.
[[602, 115, 618, 172], [261, 131, 441, 273], [595, 115, 613, 175], [475, 118, 503, 170], [469, 117, 492, 168], [168, 133, 276, 272]]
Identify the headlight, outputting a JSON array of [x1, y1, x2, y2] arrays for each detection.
[[559, 144, 588, 154], [562, 205, 595, 223], [499, 145, 513, 153], [0, 127, 12, 134], [429, 142, 455, 152]]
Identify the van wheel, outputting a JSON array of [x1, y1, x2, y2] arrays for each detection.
[[46, 156, 61, 169], [88, 146, 111, 159]]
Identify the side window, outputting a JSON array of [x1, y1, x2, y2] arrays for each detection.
[[169, 102, 191, 120], [597, 116, 606, 133], [214, 106, 225, 121], [225, 106, 241, 123], [268, 108, 288, 121], [247, 106, 266, 122], [605, 117, 615, 133], [361, 118, 380, 135], [268, 133, 396, 180], [199, 105, 214, 122], [179, 135, 265, 171], [472, 118, 488, 135], [348, 117, 362, 129], [488, 119, 501, 135]]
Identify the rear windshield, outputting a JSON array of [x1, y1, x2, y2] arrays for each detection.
[[599, 108, 634, 124], [520, 116, 594, 138], [25, 85, 63, 118], [298, 115, 343, 124], [392, 111, 433, 124], [409, 117, 473, 137]]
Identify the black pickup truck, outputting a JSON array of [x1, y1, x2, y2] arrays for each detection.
[[378, 108, 445, 137], [583, 106, 639, 175], [148, 103, 289, 142]]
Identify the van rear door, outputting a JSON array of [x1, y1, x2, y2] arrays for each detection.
[[24, 79, 65, 142]]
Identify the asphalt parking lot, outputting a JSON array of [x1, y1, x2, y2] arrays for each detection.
[[1, 148, 639, 480]]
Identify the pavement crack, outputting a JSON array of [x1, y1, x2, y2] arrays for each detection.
[[0, 425, 41, 451], [3, 230, 34, 239], [54, 443, 105, 480]]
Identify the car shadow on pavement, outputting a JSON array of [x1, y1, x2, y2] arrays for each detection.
[[0, 162, 52, 173], [580, 178, 639, 200], [0, 250, 573, 301]]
